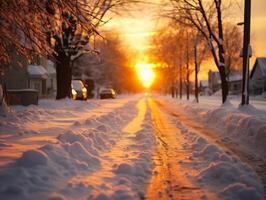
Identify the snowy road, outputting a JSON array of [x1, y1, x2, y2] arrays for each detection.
[[0, 95, 265, 200], [146, 99, 218, 200]]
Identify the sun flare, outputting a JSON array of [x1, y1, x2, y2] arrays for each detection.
[[135, 63, 155, 88]]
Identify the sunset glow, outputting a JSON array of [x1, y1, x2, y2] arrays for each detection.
[[104, 0, 266, 83], [136, 63, 156, 88]]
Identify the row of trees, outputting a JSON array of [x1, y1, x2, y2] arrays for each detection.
[[0, 0, 136, 99], [151, 27, 208, 101], [73, 34, 141, 94], [151, 0, 243, 103]]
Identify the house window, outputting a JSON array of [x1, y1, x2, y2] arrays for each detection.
[[30, 80, 42, 95], [34, 82, 40, 91]]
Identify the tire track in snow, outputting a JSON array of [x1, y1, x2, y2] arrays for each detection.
[[153, 98, 264, 200], [71, 98, 156, 199], [155, 98, 266, 199], [146, 99, 217, 200]]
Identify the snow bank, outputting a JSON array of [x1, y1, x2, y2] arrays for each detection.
[[205, 103, 266, 155], [0, 97, 155, 200], [0, 128, 107, 200], [0, 100, 130, 198], [164, 95, 266, 156], [221, 183, 263, 200], [0, 98, 101, 138], [17, 149, 48, 167], [93, 104, 156, 200], [174, 117, 264, 200], [141, 95, 266, 199]]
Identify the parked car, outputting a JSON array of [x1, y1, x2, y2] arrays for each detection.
[[71, 80, 87, 100], [99, 88, 116, 99]]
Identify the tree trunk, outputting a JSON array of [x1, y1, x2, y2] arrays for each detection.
[[216, 0, 228, 103], [56, 55, 72, 100], [171, 82, 175, 98], [195, 66, 199, 103], [186, 31, 190, 100], [218, 66, 229, 103], [186, 61, 189, 100], [194, 43, 199, 103], [179, 66, 183, 99]]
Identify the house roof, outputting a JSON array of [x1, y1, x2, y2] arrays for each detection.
[[251, 57, 266, 78], [27, 65, 48, 79]]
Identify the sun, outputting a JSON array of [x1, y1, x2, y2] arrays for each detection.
[[135, 63, 155, 88]]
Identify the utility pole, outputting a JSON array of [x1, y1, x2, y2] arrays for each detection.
[[241, 0, 251, 105]]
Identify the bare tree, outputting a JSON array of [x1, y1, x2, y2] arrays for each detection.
[[184, 29, 196, 100], [223, 23, 243, 77], [74, 33, 137, 93], [169, 0, 230, 103], [0, 0, 138, 99], [0, 0, 54, 66], [193, 30, 209, 102], [151, 27, 188, 98], [46, 0, 138, 99]]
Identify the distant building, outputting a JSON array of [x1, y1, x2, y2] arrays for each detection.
[[208, 70, 221, 93], [250, 57, 266, 95], [0, 49, 56, 98], [228, 72, 242, 95], [199, 80, 211, 95], [27, 64, 48, 97], [40, 59, 57, 97], [208, 70, 242, 95]]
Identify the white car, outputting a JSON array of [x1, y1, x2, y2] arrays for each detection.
[[71, 80, 87, 100]]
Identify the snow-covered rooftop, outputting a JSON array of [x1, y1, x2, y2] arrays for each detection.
[[27, 65, 48, 79], [256, 57, 266, 76]]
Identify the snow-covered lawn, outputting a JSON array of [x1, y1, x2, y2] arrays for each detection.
[[0, 94, 265, 200], [149, 97, 265, 200], [162, 95, 266, 157]]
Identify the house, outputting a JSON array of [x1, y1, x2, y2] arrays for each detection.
[[228, 72, 242, 95], [27, 65, 48, 97], [250, 57, 266, 95], [208, 70, 242, 95], [208, 70, 221, 93], [41, 59, 57, 97], [0, 50, 56, 98], [199, 80, 211, 95]]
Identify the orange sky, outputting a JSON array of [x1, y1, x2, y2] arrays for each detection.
[[104, 0, 266, 81]]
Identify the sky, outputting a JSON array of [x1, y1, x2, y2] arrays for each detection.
[[104, 0, 266, 81]]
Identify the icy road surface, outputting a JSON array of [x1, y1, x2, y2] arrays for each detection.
[[0, 94, 265, 200]]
